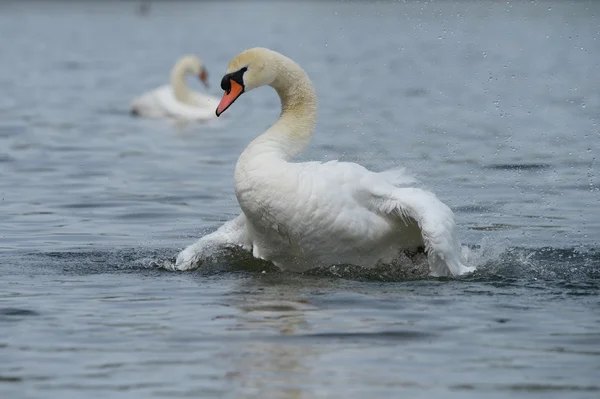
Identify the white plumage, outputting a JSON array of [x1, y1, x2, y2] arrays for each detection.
[[130, 55, 219, 121], [175, 48, 474, 277]]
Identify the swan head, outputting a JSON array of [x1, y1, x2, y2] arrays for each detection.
[[216, 48, 279, 116], [177, 55, 209, 88]]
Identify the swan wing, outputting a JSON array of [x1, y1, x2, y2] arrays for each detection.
[[174, 214, 250, 270], [131, 86, 217, 120], [291, 161, 469, 277], [190, 91, 220, 109], [364, 178, 474, 277], [154, 88, 217, 120], [162, 98, 216, 121], [130, 85, 171, 118]]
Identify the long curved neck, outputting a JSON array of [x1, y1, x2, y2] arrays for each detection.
[[170, 60, 194, 104], [244, 57, 317, 161]]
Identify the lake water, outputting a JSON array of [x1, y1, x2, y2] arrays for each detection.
[[1, 0, 599, 398]]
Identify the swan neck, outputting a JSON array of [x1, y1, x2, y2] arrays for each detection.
[[246, 59, 317, 161], [171, 61, 193, 104]]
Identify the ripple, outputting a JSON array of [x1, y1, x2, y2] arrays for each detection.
[[0, 124, 26, 137], [470, 223, 522, 231], [0, 153, 16, 162], [0, 308, 39, 317], [404, 87, 428, 98], [454, 205, 496, 213], [0, 376, 22, 382], [504, 384, 600, 392], [453, 383, 600, 392], [58, 202, 124, 209], [281, 330, 436, 342], [485, 163, 551, 171]]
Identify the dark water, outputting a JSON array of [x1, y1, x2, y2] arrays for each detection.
[[1, 1, 599, 398]]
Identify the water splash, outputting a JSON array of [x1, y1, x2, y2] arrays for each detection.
[[151, 242, 598, 284], [17, 244, 599, 285]]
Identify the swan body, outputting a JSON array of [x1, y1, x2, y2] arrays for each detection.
[[175, 48, 474, 277], [130, 55, 219, 120]]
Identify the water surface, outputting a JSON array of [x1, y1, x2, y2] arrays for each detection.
[[1, 1, 599, 398]]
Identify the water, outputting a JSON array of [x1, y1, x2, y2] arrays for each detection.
[[1, 0, 599, 397]]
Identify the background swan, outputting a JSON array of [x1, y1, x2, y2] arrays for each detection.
[[175, 48, 475, 277], [130, 55, 219, 121]]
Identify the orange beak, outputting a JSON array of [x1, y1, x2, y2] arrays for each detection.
[[216, 79, 244, 117], [199, 69, 209, 88]]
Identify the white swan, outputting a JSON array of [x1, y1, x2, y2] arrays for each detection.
[[130, 55, 219, 121], [175, 48, 474, 277]]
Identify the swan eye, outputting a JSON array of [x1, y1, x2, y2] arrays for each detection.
[[220, 66, 248, 93]]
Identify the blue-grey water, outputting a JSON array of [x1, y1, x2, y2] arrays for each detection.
[[1, 1, 599, 398]]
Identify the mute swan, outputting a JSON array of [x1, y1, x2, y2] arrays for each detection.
[[175, 48, 474, 277], [130, 55, 219, 121]]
